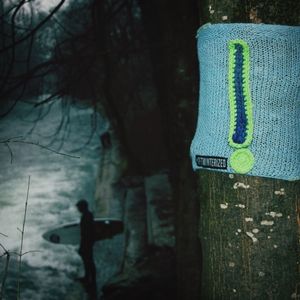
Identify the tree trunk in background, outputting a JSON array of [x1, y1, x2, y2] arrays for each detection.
[[123, 184, 148, 269], [137, 2, 202, 299], [198, 1, 300, 299]]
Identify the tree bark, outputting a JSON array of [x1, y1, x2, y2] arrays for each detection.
[[137, 2, 202, 298], [198, 1, 300, 299]]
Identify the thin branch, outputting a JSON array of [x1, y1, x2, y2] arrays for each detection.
[[68, 112, 97, 153], [0, 65, 56, 119], [20, 102, 47, 123], [0, 0, 25, 93], [0, 246, 10, 300], [23, 103, 56, 137], [0, 243, 7, 253], [17, 175, 30, 300], [20, 250, 41, 256], [0, 233, 8, 238], [25, 29, 35, 78], [0, 59, 58, 80], [0, 136, 23, 142], [0, 3, 19, 20], [0, 0, 66, 54], [5, 251, 20, 257], [4, 142, 13, 164], [34, 90, 64, 107], [7, 250, 42, 257], [52, 16, 76, 37], [0, 137, 80, 159], [11, 140, 80, 159], [0, 75, 29, 119]]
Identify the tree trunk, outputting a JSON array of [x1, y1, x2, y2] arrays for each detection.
[[137, 2, 202, 299], [198, 1, 300, 299], [123, 185, 148, 269]]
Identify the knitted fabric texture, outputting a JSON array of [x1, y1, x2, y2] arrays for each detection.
[[190, 23, 300, 180]]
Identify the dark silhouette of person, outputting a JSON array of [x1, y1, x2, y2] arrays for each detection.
[[76, 199, 97, 294]]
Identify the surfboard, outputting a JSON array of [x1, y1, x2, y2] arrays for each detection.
[[42, 218, 124, 245]]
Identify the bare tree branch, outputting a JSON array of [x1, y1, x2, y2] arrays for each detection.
[[0, 0, 66, 54], [0, 245, 10, 300], [20, 250, 42, 256], [17, 175, 30, 300], [0, 0, 26, 94], [0, 243, 7, 253], [0, 2, 19, 20], [4, 142, 13, 164], [34, 89, 64, 107], [14, 140, 80, 158], [0, 136, 80, 159]]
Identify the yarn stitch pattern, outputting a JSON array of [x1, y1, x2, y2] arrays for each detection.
[[190, 23, 300, 180], [228, 39, 254, 174]]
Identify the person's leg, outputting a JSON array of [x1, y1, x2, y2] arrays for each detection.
[[84, 248, 96, 283], [84, 249, 97, 298], [82, 255, 89, 281], [89, 259, 97, 299]]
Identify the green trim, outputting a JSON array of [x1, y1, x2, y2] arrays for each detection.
[[230, 148, 255, 174], [228, 39, 254, 149]]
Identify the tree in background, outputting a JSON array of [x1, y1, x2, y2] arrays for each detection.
[[0, 0, 66, 115]]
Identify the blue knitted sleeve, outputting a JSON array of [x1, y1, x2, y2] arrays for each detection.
[[190, 23, 300, 180]]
